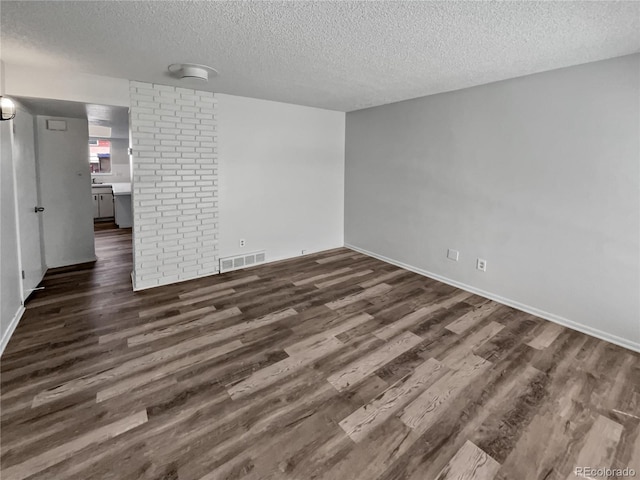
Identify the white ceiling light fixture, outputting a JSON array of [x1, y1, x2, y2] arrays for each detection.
[[0, 97, 17, 121], [168, 63, 218, 81]]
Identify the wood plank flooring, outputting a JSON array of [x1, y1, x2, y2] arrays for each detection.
[[1, 225, 639, 480]]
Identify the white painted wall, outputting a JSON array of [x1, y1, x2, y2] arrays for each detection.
[[4, 63, 129, 107], [0, 59, 23, 353], [110, 137, 131, 181], [36, 116, 96, 268], [3, 64, 132, 186], [1, 120, 23, 353], [217, 93, 345, 262], [129, 81, 219, 290], [3, 64, 347, 280], [345, 54, 640, 351]]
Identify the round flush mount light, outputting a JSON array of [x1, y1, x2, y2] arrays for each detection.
[[168, 63, 218, 81], [0, 96, 16, 121]]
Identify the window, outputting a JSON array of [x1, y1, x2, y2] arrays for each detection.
[[89, 138, 111, 174]]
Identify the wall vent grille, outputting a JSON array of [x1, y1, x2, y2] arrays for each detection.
[[219, 251, 266, 273]]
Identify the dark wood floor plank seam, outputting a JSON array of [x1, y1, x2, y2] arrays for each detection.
[[2, 225, 637, 480]]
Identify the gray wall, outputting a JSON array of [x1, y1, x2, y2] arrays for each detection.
[[345, 54, 640, 350], [36, 116, 96, 268]]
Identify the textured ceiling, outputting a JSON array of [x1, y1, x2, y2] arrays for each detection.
[[2, 1, 639, 111]]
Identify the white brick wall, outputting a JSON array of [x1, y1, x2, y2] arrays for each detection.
[[129, 81, 218, 290]]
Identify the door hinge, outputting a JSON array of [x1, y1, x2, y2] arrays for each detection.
[[21, 270, 25, 279]]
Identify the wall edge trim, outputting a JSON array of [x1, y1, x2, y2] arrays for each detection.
[[0, 305, 25, 357], [346, 243, 640, 353], [132, 247, 342, 291]]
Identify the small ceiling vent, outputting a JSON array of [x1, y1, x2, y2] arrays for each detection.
[[168, 63, 218, 82]]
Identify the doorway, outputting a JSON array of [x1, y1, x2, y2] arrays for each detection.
[[10, 97, 133, 297]]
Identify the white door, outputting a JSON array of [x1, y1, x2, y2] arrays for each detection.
[[12, 107, 46, 300]]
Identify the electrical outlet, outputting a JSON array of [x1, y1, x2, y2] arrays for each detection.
[[477, 258, 487, 272], [447, 249, 459, 261], [239, 239, 246, 248]]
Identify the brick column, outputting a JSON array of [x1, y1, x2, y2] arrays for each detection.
[[129, 81, 218, 289]]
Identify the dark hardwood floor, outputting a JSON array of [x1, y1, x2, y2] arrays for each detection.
[[1, 225, 638, 480]]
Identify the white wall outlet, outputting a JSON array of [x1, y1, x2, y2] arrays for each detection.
[[239, 239, 246, 247], [447, 249, 459, 261], [477, 258, 487, 271]]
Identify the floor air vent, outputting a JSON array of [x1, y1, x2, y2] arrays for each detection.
[[220, 251, 266, 273]]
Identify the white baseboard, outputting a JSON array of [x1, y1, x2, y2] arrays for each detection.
[[47, 256, 98, 269], [0, 305, 25, 357], [132, 247, 341, 291], [346, 243, 640, 353]]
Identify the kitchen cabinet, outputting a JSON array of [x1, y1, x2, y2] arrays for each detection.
[[112, 183, 132, 228], [92, 187, 115, 219], [99, 192, 114, 217], [114, 194, 132, 228]]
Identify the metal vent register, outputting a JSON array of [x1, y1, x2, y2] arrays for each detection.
[[219, 251, 266, 273]]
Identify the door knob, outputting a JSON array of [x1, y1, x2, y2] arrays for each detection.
[[34, 206, 45, 213]]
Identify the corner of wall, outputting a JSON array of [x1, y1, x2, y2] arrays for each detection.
[[346, 243, 640, 353]]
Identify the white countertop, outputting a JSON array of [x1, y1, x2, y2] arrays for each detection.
[[110, 182, 131, 196]]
